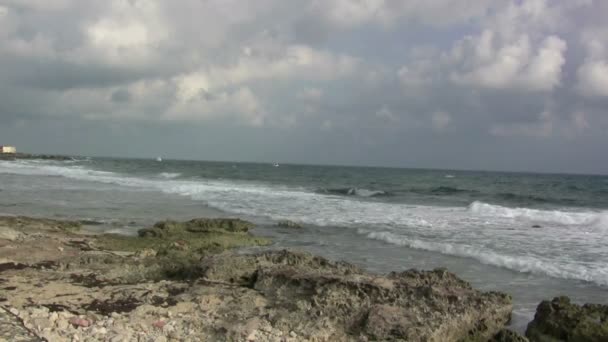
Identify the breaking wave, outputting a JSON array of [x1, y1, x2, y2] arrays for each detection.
[[317, 187, 389, 197], [469, 201, 608, 228], [366, 231, 608, 286], [3, 159, 608, 286], [158, 172, 181, 179]]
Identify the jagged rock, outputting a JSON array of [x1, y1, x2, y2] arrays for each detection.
[[0, 215, 518, 341], [490, 329, 529, 341], [200, 250, 513, 341], [276, 220, 302, 229], [526, 296, 608, 342]]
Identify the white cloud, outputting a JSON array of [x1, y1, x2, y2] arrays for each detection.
[[576, 27, 608, 97], [166, 86, 267, 126], [450, 33, 566, 91], [83, 0, 168, 65], [174, 45, 358, 100], [311, 0, 493, 29], [577, 60, 608, 97]]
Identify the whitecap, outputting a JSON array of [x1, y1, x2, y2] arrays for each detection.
[[158, 172, 181, 179], [366, 231, 608, 286]]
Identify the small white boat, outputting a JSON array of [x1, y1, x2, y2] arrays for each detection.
[[273, 163, 280, 167], [156, 156, 162, 162]]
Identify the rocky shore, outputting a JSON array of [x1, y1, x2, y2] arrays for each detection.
[[0, 216, 606, 341]]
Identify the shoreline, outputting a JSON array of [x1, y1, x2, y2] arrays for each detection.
[[0, 215, 606, 341]]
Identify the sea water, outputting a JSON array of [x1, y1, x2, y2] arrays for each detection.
[[1, 157, 607, 331]]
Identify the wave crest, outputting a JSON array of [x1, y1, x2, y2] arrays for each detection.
[[469, 201, 608, 228], [158, 172, 181, 179], [366, 231, 608, 286], [318, 187, 389, 197]]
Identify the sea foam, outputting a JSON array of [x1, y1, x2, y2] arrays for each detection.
[[366, 231, 608, 286], [2, 159, 608, 286], [158, 172, 182, 179], [469, 201, 608, 228]]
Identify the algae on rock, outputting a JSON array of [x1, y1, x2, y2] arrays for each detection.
[[93, 218, 270, 281], [526, 296, 608, 342]]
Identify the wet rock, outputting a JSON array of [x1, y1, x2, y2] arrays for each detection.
[[276, 220, 302, 229], [526, 296, 608, 342], [139, 218, 253, 237]]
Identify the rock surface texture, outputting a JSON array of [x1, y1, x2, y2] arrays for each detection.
[[526, 296, 608, 342], [2, 215, 591, 341]]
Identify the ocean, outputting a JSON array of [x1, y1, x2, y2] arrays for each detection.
[[1, 157, 607, 331]]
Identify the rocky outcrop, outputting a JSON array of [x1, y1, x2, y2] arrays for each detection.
[[138, 218, 253, 237], [0, 215, 523, 341], [199, 250, 513, 341], [526, 296, 608, 342]]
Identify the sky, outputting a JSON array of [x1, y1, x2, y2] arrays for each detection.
[[0, 0, 607, 174]]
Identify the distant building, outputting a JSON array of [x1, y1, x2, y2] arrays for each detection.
[[0, 146, 16, 153]]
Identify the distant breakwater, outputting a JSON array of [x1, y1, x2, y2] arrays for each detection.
[[0, 153, 72, 161]]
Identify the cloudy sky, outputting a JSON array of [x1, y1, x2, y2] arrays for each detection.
[[1, 0, 607, 174]]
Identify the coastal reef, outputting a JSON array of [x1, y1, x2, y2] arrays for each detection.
[[526, 296, 608, 341], [0, 215, 602, 341]]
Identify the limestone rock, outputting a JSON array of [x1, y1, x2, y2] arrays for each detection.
[[526, 296, 608, 342], [200, 250, 513, 341]]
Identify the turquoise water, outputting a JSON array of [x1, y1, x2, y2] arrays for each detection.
[[0, 157, 607, 331]]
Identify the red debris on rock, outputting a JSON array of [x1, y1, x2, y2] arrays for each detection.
[[152, 320, 166, 329], [69, 317, 91, 328]]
